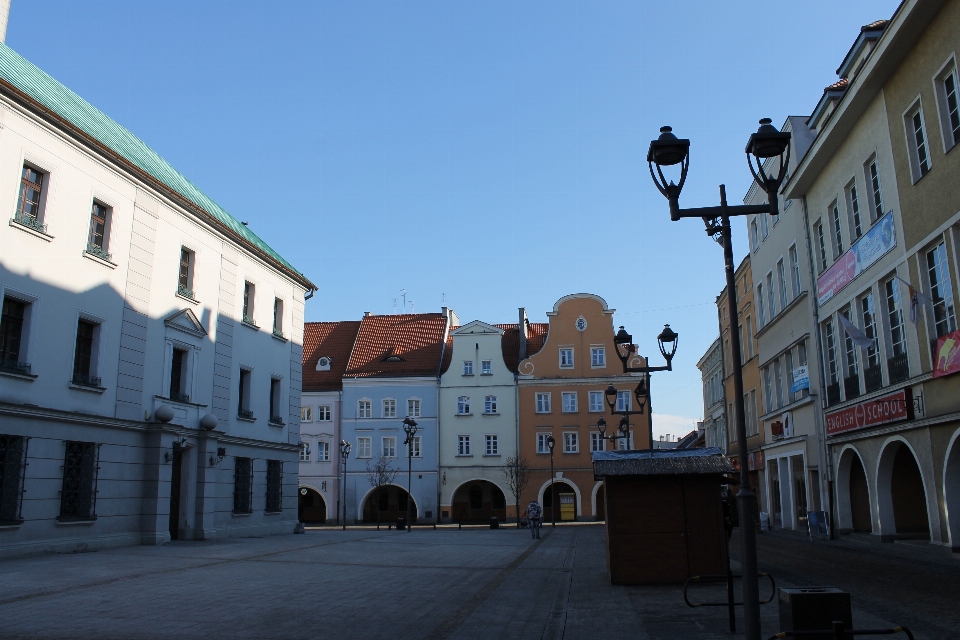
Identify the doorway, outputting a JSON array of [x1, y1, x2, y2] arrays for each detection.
[[543, 481, 577, 522], [299, 487, 327, 524], [168, 446, 183, 540]]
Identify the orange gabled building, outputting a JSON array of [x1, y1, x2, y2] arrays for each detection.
[[517, 294, 648, 522]]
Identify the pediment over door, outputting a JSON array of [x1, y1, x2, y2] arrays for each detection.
[[164, 308, 208, 338]]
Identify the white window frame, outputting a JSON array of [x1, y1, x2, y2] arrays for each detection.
[[481, 360, 492, 375], [590, 432, 604, 452], [300, 406, 313, 422], [485, 434, 498, 456], [484, 395, 498, 414], [789, 244, 802, 297], [561, 391, 577, 413], [615, 390, 631, 412], [903, 98, 932, 182], [457, 396, 471, 415], [318, 405, 332, 421], [299, 442, 310, 462], [462, 360, 473, 375], [866, 158, 884, 221], [559, 348, 574, 368], [382, 436, 397, 458], [588, 391, 604, 413], [563, 432, 578, 454], [933, 55, 960, 152], [458, 435, 471, 456], [590, 347, 605, 368], [407, 398, 421, 417], [535, 392, 551, 413], [406, 435, 421, 458], [357, 437, 372, 459], [382, 398, 397, 419], [317, 441, 330, 462], [536, 433, 551, 454], [358, 399, 372, 419]]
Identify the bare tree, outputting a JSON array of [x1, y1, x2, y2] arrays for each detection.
[[366, 454, 399, 530], [502, 454, 531, 528]]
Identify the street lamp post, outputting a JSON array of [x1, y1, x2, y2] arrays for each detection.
[[402, 417, 420, 533], [610, 324, 679, 449], [646, 118, 791, 640], [339, 440, 351, 531], [546, 435, 556, 527]]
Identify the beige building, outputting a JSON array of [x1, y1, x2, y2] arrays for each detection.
[[785, 0, 960, 549]]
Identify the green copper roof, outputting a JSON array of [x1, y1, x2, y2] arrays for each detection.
[[0, 42, 308, 281]]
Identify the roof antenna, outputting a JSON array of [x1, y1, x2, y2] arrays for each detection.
[[410, 300, 415, 314], [400, 289, 407, 313], [393, 298, 397, 314], [442, 292, 445, 306]]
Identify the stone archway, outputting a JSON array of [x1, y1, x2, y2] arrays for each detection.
[[451, 480, 507, 524], [877, 439, 930, 540], [592, 481, 606, 521], [299, 487, 326, 524], [835, 447, 871, 533], [542, 480, 578, 523], [944, 429, 960, 550], [361, 484, 418, 524]]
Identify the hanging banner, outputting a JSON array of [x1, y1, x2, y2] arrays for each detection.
[[817, 211, 897, 305], [791, 366, 810, 392], [932, 328, 960, 378], [825, 388, 912, 436]]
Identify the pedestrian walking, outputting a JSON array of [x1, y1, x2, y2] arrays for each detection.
[[527, 500, 542, 539]]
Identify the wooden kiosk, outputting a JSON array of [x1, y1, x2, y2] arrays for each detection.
[[593, 448, 735, 585]]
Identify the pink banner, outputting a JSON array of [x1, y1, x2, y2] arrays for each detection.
[[932, 329, 960, 378], [817, 251, 856, 305]]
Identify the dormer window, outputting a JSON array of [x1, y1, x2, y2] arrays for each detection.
[[316, 356, 332, 372]]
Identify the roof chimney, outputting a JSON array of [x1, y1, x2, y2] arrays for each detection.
[[364, 311, 372, 317], [0, 0, 10, 42], [518, 307, 529, 361]]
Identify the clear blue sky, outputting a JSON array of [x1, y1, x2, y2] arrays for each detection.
[[8, 0, 901, 438]]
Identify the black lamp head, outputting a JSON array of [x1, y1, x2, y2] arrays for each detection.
[[597, 417, 607, 437], [647, 126, 690, 167], [745, 118, 791, 159], [657, 324, 679, 362], [614, 326, 632, 346], [546, 435, 556, 451]]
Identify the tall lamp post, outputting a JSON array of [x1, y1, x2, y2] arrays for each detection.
[[402, 417, 420, 533], [646, 118, 791, 640], [339, 440, 351, 531], [546, 435, 556, 527], [610, 324, 679, 448]]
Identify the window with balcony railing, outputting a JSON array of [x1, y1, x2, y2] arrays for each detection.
[[888, 353, 909, 385]]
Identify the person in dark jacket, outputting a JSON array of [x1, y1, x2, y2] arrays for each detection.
[[527, 500, 543, 539]]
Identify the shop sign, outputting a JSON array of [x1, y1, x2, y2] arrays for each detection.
[[932, 328, 960, 378], [791, 366, 810, 392], [770, 412, 793, 441], [749, 451, 764, 471], [825, 388, 912, 436], [817, 211, 896, 305]]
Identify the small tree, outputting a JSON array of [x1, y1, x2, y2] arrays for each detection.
[[502, 453, 531, 528], [366, 454, 399, 530]]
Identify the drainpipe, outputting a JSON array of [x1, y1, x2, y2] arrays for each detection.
[[0, 0, 10, 43]]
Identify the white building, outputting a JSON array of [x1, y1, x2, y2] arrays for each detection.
[[696, 336, 726, 452], [0, 42, 315, 556]]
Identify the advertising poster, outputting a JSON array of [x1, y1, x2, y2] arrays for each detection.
[[932, 328, 960, 378], [817, 211, 897, 305], [791, 365, 809, 393]]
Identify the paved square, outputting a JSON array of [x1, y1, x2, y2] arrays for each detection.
[[0, 524, 908, 639]]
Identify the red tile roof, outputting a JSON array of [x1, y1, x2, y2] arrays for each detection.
[[527, 322, 550, 357], [345, 313, 449, 379], [825, 78, 849, 92], [493, 322, 548, 372], [302, 321, 362, 391], [862, 20, 888, 31]]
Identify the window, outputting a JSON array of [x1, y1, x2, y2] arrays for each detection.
[[789, 245, 802, 296], [73, 319, 100, 387], [767, 273, 776, 318], [591, 347, 605, 367], [233, 457, 253, 514], [590, 432, 604, 452], [861, 294, 880, 369], [537, 433, 551, 454], [559, 348, 574, 368], [617, 431, 633, 451], [847, 182, 862, 239], [563, 432, 578, 454], [59, 441, 99, 521], [15, 164, 46, 231], [749, 390, 758, 435], [0, 435, 29, 524], [757, 283, 765, 327], [317, 441, 330, 461], [242, 282, 256, 325], [588, 391, 604, 413], [485, 434, 498, 456], [357, 437, 371, 458], [300, 407, 313, 422], [266, 460, 283, 512], [786, 349, 795, 404], [763, 366, 773, 413], [761, 213, 769, 239], [936, 64, 960, 149], [927, 241, 957, 338], [383, 399, 397, 418], [746, 316, 754, 358], [382, 436, 396, 458], [815, 220, 827, 272], [535, 392, 551, 413], [481, 360, 492, 375], [823, 319, 838, 385], [738, 324, 745, 364], [777, 260, 788, 310], [178, 247, 195, 299], [868, 160, 884, 220], [300, 442, 310, 462], [462, 361, 473, 375], [457, 396, 471, 415], [885, 278, 907, 357], [774, 358, 783, 410], [86, 201, 111, 260], [273, 298, 284, 338], [616, 390, 631, 412], [407, 436, 421, 458], [831, 203, 844, 257], [751, 219, 759, 251], [562, 392, 577, 413], [269, 378, 283, 424], [318, 405, 332, 421], [358, 400, 372, 419], [0, 297, 29, 373], [842, 309, 859, 383], [484, 395, 498, 414], [170, 347, 189, 402], [458, 435, 471, 456], [407, 398, 421, 417], [906, 105, 931, 180], [238, 369, 252, 417]]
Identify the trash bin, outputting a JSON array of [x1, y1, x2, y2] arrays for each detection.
[[397, 517, 406, 531], [779, 587, 851, 633], [490, 517, 499, 529]]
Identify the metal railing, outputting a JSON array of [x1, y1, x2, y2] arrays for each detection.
[[768, 623, 913, 639], [84, 243, 112, 262], [864, 364, 882, 393], [826, 382, 841, 406], [72, 373, 102, 387], [0, 360, 32, 375], [272, 327, 285, 339], [887, 353, 909, 384], [843, 375, 861, 401], [269, 415, 285, 426], [684, 572, 776, 633], [170, 392, 190, 404], [238, 409, 254, 419], [242, 314, 258, 327], [12, 212, 47, 234], [176, 284, 196, 300]]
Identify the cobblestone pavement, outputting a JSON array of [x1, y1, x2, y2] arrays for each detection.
[[734, 528, 960, 640], [0, 523, 929, 640]]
